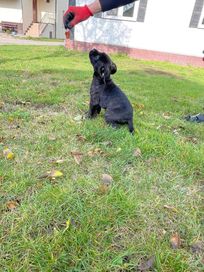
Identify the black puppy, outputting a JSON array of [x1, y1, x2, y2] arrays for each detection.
[[88, 49, 134, 133]]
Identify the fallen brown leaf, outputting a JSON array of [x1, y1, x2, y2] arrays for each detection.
[[76, 134, 86, 142], [183, 136, 198, 144], [163, 112, 171, 120], [88, 148, 104, 157], [50, 159, 65, 164], [138, 256, 155, 271], [132, 103, 145, 111], [133, 148, 142, 157], [98, 183, 110, 194], [6, 200, 19, 210], [170, 233, 181, 249], [164, 205, 178, 213], [71, 151, 83, 165]]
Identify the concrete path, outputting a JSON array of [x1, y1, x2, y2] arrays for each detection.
[[0, 33, 64, 46]]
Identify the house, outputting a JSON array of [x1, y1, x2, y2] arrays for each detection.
[[0, 0, 68, 38], [65, 0, 204, 67]]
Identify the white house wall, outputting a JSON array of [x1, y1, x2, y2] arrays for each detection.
[[37, 0, 55, 22], [22, 0, 33, 33], [0, 0, 22, 23], [74, 0, 204, 57]]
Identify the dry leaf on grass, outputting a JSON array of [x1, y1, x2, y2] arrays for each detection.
[[39, 170, 63, 180], [163, 112, 171, 120], [138, 256, 155, 271], [132, 103, 145, 111], [164, 205, 178, 213], [50, 159, 65, 164], [6, 200, 19, 210], [71, 151, 83, 165], [170, 233, 181, 249], [76, 134, 86, 142], [99, 174, 113, 194], [163, 112, 171, 119], [3, 148, 15, 160], [133, 148, 142, 157], [182, 136, 198, 144], [88, 148, 104, 157]]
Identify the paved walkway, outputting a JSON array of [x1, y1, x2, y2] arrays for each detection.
[[0, 33, 64, 46]]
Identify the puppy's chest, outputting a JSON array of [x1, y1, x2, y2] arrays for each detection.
[[90, 82, 105, 104]]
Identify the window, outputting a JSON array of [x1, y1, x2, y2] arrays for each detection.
[[102, 2, 140, 21], [189, 0, 204, 28], [198, 5, 204, 28]]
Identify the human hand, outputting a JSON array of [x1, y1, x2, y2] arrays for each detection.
[[63, 5, 93, 29]]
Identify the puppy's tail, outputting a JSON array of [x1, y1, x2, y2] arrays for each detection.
[[128, 119, 134, 134]]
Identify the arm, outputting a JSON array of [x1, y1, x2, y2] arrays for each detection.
[[64, 0, 137, 29], [98, 0, 136, 12]]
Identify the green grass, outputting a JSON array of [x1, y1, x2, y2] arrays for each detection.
[[15, 36, 64, 42], [0, 45, 203, 272]]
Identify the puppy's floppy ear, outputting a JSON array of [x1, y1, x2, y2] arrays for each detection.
[[111, 62, 117, 74]]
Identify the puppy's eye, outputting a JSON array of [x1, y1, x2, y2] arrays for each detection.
[[95, 55, 100, 61]]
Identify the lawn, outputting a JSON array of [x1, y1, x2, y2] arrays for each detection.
[[0, 45, 203, 272]]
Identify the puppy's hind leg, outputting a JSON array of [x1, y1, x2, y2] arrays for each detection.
[[105, 116, 118, 129], [128, 119, 134, 134]]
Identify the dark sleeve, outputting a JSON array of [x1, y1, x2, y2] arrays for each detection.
[[99, 0, 136, 12]]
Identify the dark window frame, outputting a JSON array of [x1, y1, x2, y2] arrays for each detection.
[[189, 0, 204, 29]]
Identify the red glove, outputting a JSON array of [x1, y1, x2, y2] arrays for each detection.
[[63, 5, 93, 29]]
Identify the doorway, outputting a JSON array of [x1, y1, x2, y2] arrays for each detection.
[[33, 0, 37, 22]]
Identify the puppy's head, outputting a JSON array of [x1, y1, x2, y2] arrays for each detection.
[[89, 49, 117, 81]]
